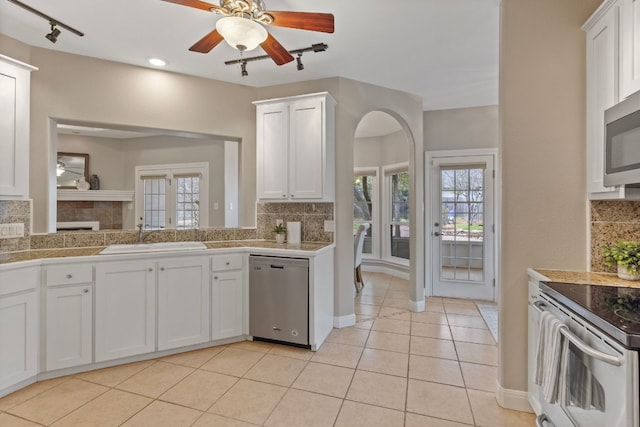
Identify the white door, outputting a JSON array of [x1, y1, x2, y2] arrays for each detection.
[[0, 291, 38, 390], [211, 270, 244, 340], [157, 257, 210, 350], [46, 285, 92, 370], [95, 261, 156, 362], [429, 154, 495, 300]]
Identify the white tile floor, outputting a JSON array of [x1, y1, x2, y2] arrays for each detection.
[[0, 272, 535, 426]]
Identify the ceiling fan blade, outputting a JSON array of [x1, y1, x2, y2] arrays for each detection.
[[189, 29, 225, 53], [260, 33, 294, 65], [265, 11, 334, 33], [160, 0, 223, 13]]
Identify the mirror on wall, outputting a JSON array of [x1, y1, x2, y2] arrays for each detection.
[[57, 152, 89, 188]]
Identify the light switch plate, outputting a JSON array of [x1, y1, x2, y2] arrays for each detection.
[[324, 220, 335, 232], [0, 223, 25, 239]]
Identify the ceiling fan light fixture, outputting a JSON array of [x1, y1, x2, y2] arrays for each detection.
[[216, 16, 267, 51]]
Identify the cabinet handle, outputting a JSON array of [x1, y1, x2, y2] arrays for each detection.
[[160, 267, 165, 271], [282, 194, 286, 198], [148, 268, 153, 272], [214, 276, 218, 280], [66, 274, 73, 279], [290, 194, 294, 197], [225, 262, 230, 266], [83, 288, 89, 294]]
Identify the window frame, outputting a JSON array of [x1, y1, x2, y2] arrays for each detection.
[[382, 162, 410, 265], [134, 162, 209, 230], [354, 167, 379, 259]]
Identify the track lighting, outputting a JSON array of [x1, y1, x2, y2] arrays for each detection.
[[296, 53, 304, 71], [226, 42, 328, 76], [8, 0, 84, 44], [46, 24, 61, 43]]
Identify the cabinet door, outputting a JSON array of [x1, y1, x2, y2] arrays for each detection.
[[527, 303, 541, 414], [257, 102, 289, 199], [46, 286, 92, 371], [586, 5, 621, 196], [157, 257, 210, 350], [95, 261, 155, 362], [212, 270, 244, 340], [289, 97, 324, 199], [620, 0, 640, 99], [0, 58, 34, 198], [0, 291, 38, 390]]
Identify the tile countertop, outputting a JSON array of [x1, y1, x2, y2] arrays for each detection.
[[533, 269, 640, 289], [0, 240, 332, 266]]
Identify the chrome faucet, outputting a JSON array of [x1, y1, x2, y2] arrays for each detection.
[[136, 218, 160, 243]]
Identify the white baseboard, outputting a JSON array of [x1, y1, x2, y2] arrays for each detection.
[[361, 261, 409, 280], [496, 381, 533, 413], [334, 314, 356, 328], [409, 299, 425, 312]]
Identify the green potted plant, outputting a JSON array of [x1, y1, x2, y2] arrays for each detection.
[[272, 223, 287, 244], [603, 241, 640, 281]]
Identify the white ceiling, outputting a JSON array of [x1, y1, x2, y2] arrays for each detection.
[[0, 0, 499, 113]]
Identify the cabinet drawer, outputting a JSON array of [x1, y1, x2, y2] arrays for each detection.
[[46, 264, 93, 286], [211, 254, 243, 271]]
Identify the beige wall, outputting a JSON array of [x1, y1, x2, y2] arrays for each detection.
[[499, 0, 600, 397], [354, 130, 409, 168], [16, 41, 257, 233], [424, 105, 498, 151]]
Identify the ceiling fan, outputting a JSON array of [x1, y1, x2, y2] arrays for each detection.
[[161, 0, 334, 65]]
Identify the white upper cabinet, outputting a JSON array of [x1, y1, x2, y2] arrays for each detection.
[[255, 92, 336, 202], [585, 0, 640, 199], [585, 1, 621, 197], [0, 55, 37, 199], [620, 0, 640, 99]]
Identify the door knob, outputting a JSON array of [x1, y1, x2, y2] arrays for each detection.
[[434, 232, 441, 236]]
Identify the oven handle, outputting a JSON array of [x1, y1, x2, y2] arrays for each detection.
[[533, 300, 622, 366]]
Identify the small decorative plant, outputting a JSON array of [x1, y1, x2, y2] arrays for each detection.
[[272, 224, 287, 243], [603, 241, 640, 280]]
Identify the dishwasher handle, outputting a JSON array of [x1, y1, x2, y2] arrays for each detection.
[[270, 264, 285, 269]]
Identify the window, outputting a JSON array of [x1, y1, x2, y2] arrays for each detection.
[[384, 163, 410, 261], [353, 168, 378, 256], [135, 163, 209, 230]]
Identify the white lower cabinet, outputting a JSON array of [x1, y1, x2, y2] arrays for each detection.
[[212, 270, 244, 340], [0, 290, 38, 391], [157, 257, 210, 350], [95, 261, 155, 362], [46, 285, 92, 370]]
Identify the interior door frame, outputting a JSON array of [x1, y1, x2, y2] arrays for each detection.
[[424, 148, 500, 302]]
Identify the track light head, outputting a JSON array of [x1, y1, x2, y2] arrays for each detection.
[[46, 25, 60, 43], [241, 61, 248, 77], [296, 53, 304, 71]]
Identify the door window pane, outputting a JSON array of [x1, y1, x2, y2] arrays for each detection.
[[176, 176, 200, 229], [440, 167, 484, 281], [142, 178, 166, 230]]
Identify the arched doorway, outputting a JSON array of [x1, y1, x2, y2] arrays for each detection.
[[352, 110, 422, 316]]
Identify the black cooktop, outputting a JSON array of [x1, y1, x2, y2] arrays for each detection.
[[540, 281, 640, 349]]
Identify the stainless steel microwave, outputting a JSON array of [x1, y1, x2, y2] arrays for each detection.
[[604, 91, 640, 186]]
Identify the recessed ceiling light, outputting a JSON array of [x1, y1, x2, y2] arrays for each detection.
[[148, 57, 167, 67]]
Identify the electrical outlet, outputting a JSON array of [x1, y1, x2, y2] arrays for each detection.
[[0, 223, 25, 239], [324, 220, 335, 232], [213, 202, 219, 210]]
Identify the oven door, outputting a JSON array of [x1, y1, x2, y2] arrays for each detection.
[[534, 297, 639, 427]]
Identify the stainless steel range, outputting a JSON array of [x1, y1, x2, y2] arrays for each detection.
[[533, 281, 640, 427]]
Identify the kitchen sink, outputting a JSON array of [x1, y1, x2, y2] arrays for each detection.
[[99, 241, 206, 255]]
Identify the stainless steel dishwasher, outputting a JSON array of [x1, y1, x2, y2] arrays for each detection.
[[249, 255, 309, 348]]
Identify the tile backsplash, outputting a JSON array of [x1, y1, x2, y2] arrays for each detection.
[[0, 200, 31, 252], [591, 200, 640, 273], [256, 202, 334, 243], [0, 199, 332, 253]]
